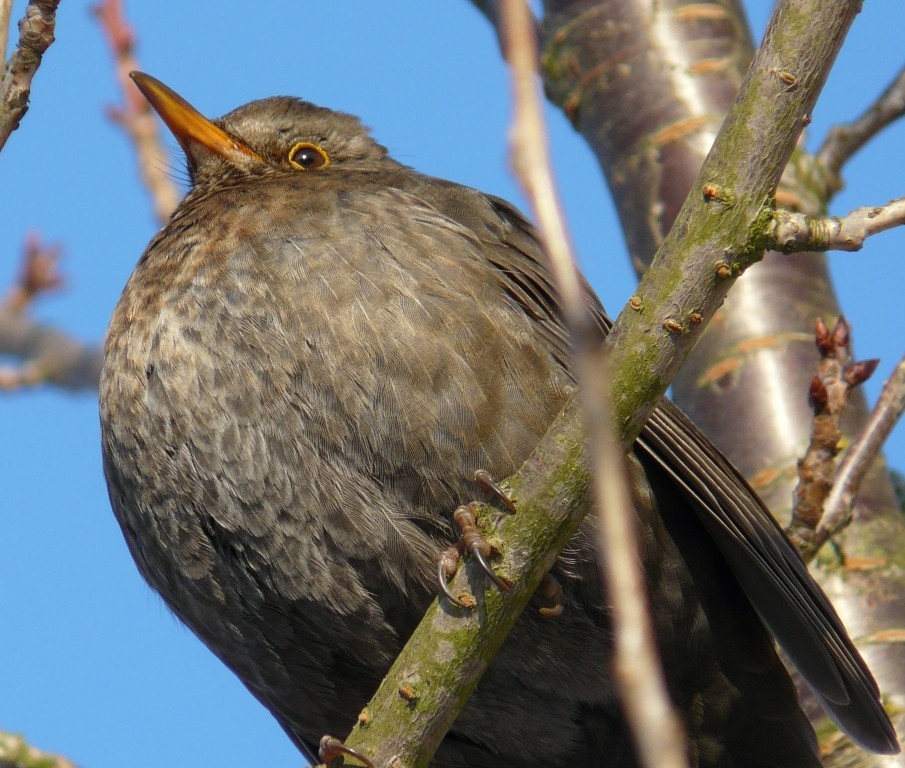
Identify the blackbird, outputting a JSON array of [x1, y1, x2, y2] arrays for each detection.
[[99, 73, 898, 767]]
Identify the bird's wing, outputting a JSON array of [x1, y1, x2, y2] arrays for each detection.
[[428, 183, 898, 755], [640, 400, 897, 753]]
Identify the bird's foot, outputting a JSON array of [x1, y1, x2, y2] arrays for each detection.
[[318, 735, 374, 768], [438, 501, 511, 607], [438, 470, 516, 607]]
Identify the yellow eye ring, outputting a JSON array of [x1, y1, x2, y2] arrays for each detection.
[[288, 142, 330, 171]]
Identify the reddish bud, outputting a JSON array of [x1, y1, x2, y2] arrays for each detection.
[[815, 317, 832, 355], [809, 375, 829, 412], [832, 315, 850, 350], [844, 359, 880, 388]]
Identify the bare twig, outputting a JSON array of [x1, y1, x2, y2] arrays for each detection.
[[771, 197, 905, 253], [3, 232, 63, 313], [503, 3, 584, 327], [805, 354, 905, 559], [788, 317, 853, 546], [0, 236, 102, 391], [0, 310, 101, 391], [0, 0, 61, 153], [591, 354, 688, 768], [0, 0, 14, 64], [0, 0, 166, 395], [93, 0, 179, 223], [787, 317, 879, 555], [818, 64, 905, 182], [501, 2, 687, 768]]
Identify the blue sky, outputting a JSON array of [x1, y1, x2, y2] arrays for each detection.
[[2, 2, 903, 767]]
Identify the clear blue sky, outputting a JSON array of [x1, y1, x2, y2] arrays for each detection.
[[2, 2, 903, 767]]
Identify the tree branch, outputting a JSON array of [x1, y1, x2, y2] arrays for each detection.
[[0, 235, 101, 391], [818, 64, 905, 183], [93, 0, 179, 223], [468, 0, 538, 53], [0, 0, 14, 64], [0, 0, 61, 153], [0, 0, 168, 394], [787, 317, 879, 555], [0, 305, 102, 391], [769, 197, 905, 253], [805, 354, 905, 561]]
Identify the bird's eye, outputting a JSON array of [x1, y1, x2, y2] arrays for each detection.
[[288, 142, 330, 171]]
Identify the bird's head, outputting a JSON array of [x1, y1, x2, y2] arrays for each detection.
[[130, 72, 394, 188]]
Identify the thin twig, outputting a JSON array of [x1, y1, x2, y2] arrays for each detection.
[[806, 354, 905, 560], [0, 309, 102, 390], [771, 197, 905, 253], [0, 0, 14, 64], [788, 317, 852, 546], [502, 4, 584, 325], [501, 2, 687, 768], [818, 64, 905, 181], [3, 231, 63, 312], [787, 317, 878, 557], [0, 310, 102, 388], [0, 9, 105, 394], [0, 235, 102, 391], [93, 0, 179, 223], [0, 0, 62, 153], [591, 349, 688, 768]]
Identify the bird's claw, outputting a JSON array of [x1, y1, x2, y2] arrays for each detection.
[[318, 734, 374, 768], [474, 468, 517, 512], [438, 540, 472, 608], [436, 470, 517, 606], [454, 502, 511, 592]]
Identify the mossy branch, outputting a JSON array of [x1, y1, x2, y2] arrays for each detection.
[[340, 1, 863, 766]]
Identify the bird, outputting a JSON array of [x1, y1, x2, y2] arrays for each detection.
[[99, 72, 898, 767]]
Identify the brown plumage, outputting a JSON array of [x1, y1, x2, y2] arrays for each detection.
[[99, 73, 897, 767]]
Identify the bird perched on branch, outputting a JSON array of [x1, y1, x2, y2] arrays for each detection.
[[100, 73, 898, 767]]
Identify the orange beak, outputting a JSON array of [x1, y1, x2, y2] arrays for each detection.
[[130, 72, 261, 167]]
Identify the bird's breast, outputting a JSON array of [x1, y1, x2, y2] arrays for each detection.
[[100, 198, 573, 616]]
